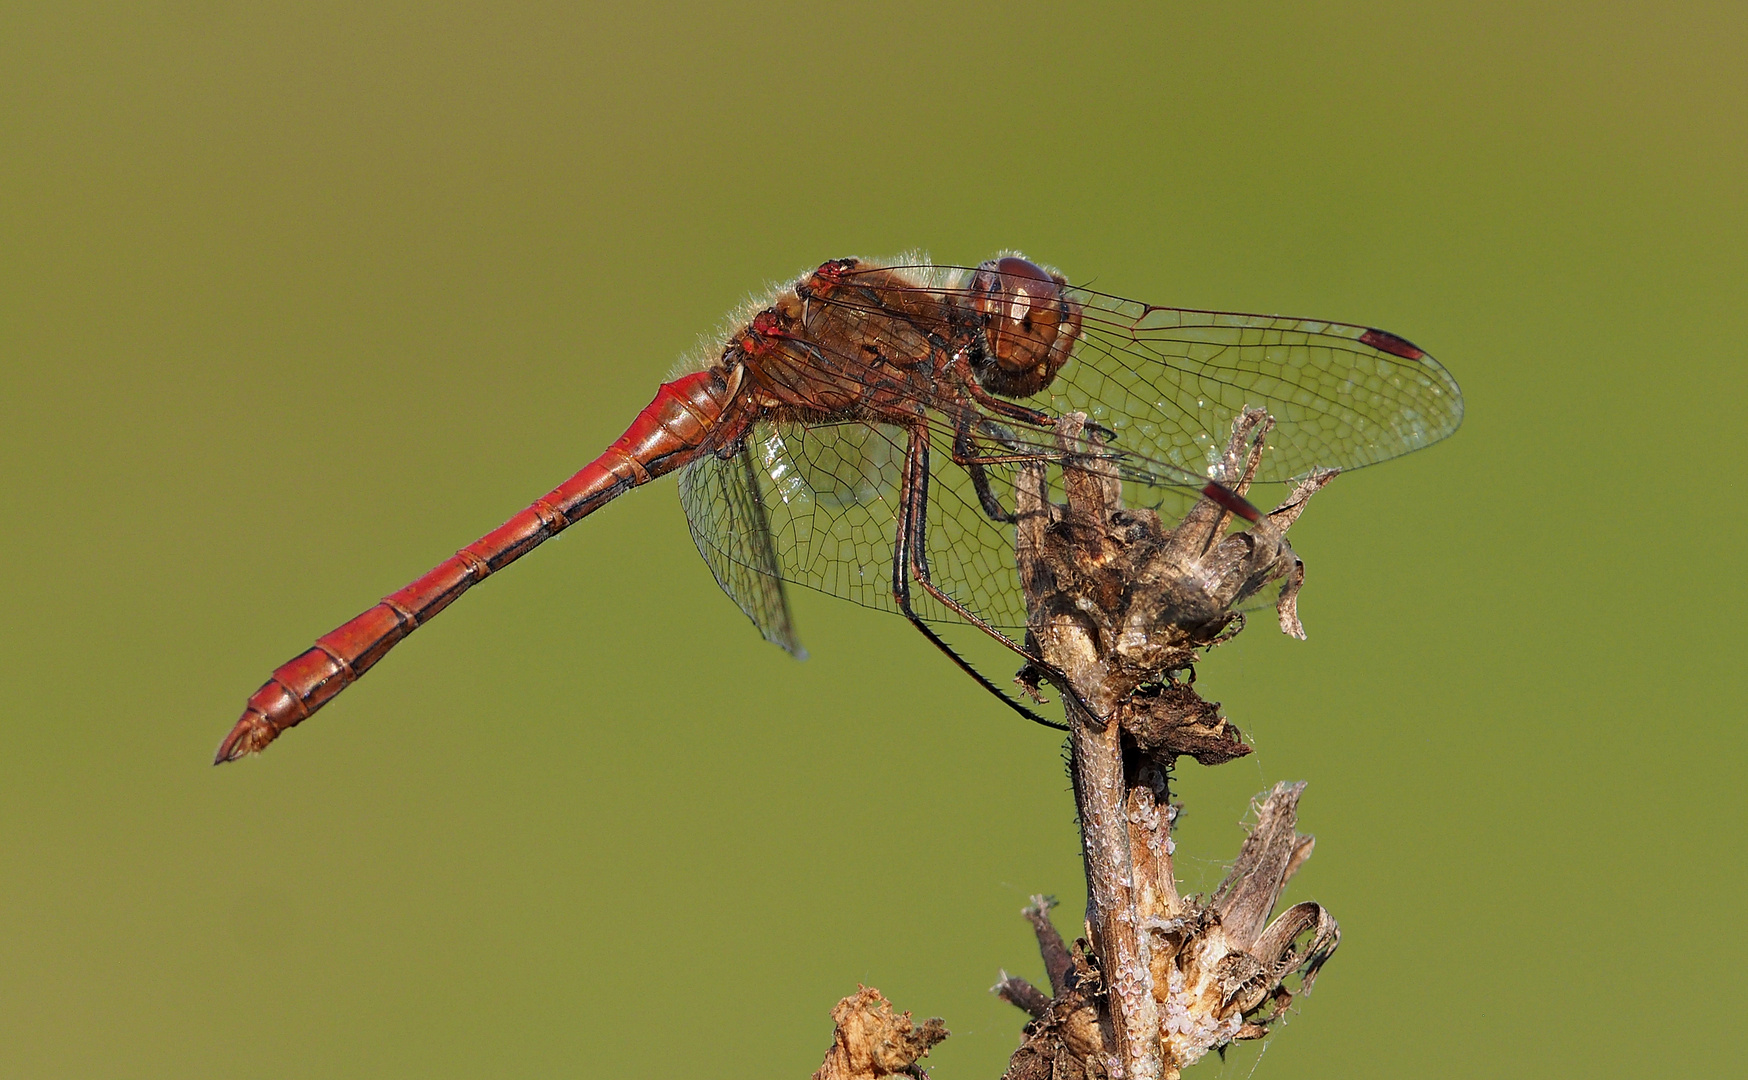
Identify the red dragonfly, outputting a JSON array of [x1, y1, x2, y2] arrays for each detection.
[[216, 254, 1461, 762]]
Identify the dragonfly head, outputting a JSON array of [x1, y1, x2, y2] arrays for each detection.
[[968, 256, 1082, 398]]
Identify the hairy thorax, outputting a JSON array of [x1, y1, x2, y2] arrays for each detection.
[[718, 256, 1081, 427]]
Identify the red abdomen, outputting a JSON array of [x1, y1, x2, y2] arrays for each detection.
[[216, 368, 738, 762]]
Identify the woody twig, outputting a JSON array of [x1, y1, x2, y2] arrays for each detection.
[[997, 410, 1341, 1080]]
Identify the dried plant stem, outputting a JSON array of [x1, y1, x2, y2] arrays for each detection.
[[807, 409, 1342, 1080], [1070, 700, 1164, 1078], [1001, 410, 1339, 1080]]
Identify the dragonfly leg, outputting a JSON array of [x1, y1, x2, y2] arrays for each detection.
[[892, 425, 1066, 732], [969, 415, 1119, 470], [949, 350, 1054, 428], [965, 459, 1016, 524], [953, 414, 1018, 524], [951, 411, 1087, 526]]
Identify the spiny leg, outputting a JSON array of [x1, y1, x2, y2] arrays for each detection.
[[950, 410, 1130, 528], [903, 425, 1039, 655], [965, 458, 1015, 524], [917, 424, 1109, 730], [953, 412, 1018, 524], [949, 350, 1054, 428], [950, 411, 1102, 526], [891, 425, 1065, 732]]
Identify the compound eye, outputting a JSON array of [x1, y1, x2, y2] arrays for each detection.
[[970, 256, 1080, 398]]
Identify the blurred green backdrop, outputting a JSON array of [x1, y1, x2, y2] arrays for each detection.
[[3, 2, 1743, 1077]]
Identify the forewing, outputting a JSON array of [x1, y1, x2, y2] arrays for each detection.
[[677, 443, 806, 658], [1058, 293, 1464, 485], [813, 261, 1461, 495]]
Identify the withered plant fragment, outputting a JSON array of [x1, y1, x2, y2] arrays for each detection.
[[995, 897, 1115, 1080], [812, 987, 948, 1080], [998, 786, 1339, 1080], [798, 412, 1343, 1080], [1001, 410, 1340, 1080], [1015, 407, 1336, 723], [1122, 681, 1250, 768]]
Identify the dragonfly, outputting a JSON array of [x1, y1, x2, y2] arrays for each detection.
[[215, 254, 1462, 762]]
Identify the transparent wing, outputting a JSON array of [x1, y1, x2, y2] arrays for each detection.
[[817, 261, 1462, 488], [682, 419, 1036, 635], [680, 258, 1464, 653], [677, 442, 806, 658], [1060, 291, 1463, 485]]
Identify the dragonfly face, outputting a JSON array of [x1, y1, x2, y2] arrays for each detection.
[[967, 256, 1083, 399]]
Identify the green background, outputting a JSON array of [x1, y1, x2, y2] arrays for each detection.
[[3, 3, 1742, 1077]]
